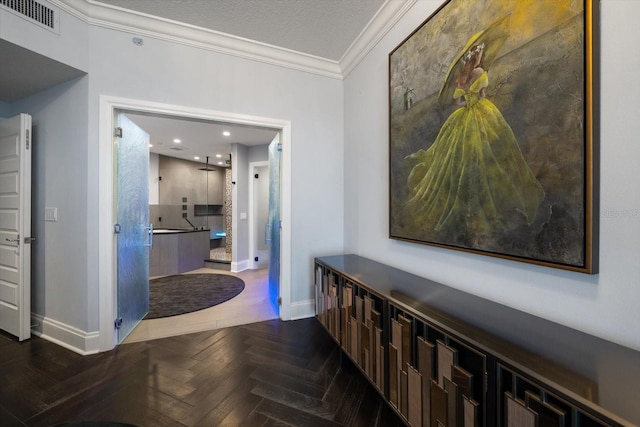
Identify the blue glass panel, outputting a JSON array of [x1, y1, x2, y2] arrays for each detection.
[[116, 113, 150, 343], [268, 135, 281, 314]]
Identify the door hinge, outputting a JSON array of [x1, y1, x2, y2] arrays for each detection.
[[114, 317, 123, 330], [114, 127, 123, 138], [26, 129, 30, 150], [114, 224, 121, 234], [24, 237, 35, 244], [277, 297, 282, 306], [277, 143, 283, 152]]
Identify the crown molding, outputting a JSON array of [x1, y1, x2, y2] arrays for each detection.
[[50, 0, 414, 80], [340, 0, 417, 78], [51, 0, 343, 78]]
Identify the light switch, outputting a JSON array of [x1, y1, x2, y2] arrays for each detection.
[[45, 207, 58, 222]]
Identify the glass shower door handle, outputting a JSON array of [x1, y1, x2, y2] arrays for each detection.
[[144, 224, 153, 248]]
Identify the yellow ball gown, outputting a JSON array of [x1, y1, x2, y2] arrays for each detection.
[[406, 70, 544, 244]]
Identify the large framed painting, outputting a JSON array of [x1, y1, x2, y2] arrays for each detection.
[[389, 0, 598, 273]]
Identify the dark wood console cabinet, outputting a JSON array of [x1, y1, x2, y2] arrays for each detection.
[[314, 255, 640, 427]]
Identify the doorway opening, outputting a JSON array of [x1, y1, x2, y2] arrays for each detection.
[[249, 161, 270, 271], [98, 96, 292, 351]]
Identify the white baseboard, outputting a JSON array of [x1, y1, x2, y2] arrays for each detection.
[[231, 259, 250, 272], [31, 313, 100, 355], [289, 299, 315, 320]]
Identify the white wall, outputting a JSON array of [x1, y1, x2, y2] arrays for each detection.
[[12, 77, 91, 331], [344, 0, 640, 351], [233, 144, 269, 269], [255, 165, 270, 256], [232, 143, 249, 267], [248, 144, 269, 163], [2, 3, 344, 348], [85, 25, 344, 306], [2, 6, 94, 344]]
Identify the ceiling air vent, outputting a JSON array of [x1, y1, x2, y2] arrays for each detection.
[[1, 0, 59, 33], [168, 146, 185, 151]]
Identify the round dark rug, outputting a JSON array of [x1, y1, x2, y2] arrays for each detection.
[[146, 273, 245, 319]]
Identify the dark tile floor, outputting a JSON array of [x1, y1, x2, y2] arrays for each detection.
[[0, 318, 404, 426]]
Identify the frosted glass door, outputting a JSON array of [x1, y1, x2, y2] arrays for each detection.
[[116, 113, 150, 343], [268, 134, 281, 314]]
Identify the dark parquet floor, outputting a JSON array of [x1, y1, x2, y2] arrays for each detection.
[[0, 318, 405, 427]]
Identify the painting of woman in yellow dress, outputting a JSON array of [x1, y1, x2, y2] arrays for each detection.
[[405, 40, 545, 247], [389, 0, 595, 272]]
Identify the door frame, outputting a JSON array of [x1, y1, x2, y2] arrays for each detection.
[[98, 96, 292, 351], [248, 160, 269, 270]]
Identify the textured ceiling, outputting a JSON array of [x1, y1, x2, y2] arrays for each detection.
[[93, 0, 386, 61]]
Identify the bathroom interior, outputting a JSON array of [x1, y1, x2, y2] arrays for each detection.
[[128, 111, 277, 278], [118, 112, 280, 342], [149, 152, 232, 275]]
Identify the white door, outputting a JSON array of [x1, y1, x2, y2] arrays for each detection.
[[0, 113, 32, 341], [252, 164, 269, 269]]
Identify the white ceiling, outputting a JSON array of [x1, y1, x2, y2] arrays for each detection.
[[0, 39, 86, 102], [122, 111, 279, 165], [2, 0, 394, 163]]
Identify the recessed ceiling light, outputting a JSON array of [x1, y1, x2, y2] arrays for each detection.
[[173, 138, 181, 143], [149, 143, 153, 148], [194, 156, 200, 160], [218, 161, 224, 165], [216, 154, 222, 158], [222, 131, 230, 137]]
